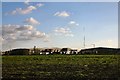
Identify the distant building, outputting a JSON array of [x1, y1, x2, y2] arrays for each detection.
[[60, 48, 71, 54], [70, 49, 78, 54], [51, 48, 61, 54], [41, 49, 52, 55], [79, 47, 119, 55]]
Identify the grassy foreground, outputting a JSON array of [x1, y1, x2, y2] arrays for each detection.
[[2, 55, 120, 80]]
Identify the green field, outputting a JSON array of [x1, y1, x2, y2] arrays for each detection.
[[2, 55, 120, 80]]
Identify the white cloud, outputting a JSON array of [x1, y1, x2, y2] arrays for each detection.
[[31, 31, 45, 38], [24, 17, 40, 25], [36, 3, 44, 7], [11, 5, 36, 15], [68, 21, 79, 27], [54, 11, 70, 17], [69, 21, 76, 24], [54, 27, 73, 37], [2, 24, 33, 36], [16, 25, 33, 31], [24, 0, 30, 5], [8, 3, 44, 15], [2, 24, 47, 42], [24, 1, 44, 7], [54, 28, 70, 34], [53, 21, 79, 37]]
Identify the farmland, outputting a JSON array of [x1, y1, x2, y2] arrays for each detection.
[[2, 55, 120, 80]]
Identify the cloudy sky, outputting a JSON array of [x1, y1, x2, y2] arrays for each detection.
[[1, 2, 118, 51]]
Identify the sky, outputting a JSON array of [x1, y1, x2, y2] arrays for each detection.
[[118, 2, 120, 48], [1, 2, 118, 51], [1, 0, 120, 2]]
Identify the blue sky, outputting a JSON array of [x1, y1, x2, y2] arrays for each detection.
[[2, 2, 118, 51]]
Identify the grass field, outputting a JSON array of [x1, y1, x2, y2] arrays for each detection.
[[2, 55, 120, 80]]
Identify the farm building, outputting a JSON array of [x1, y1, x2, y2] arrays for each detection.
[[60, 48, 71, 54], [41, 49, 53, 55], [30, 48, 43, 55], [79, 47, 119, 55], [70, 49, 78, 54], [51, 48, 61, 54]]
